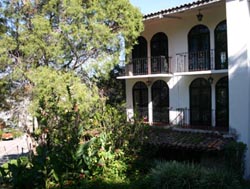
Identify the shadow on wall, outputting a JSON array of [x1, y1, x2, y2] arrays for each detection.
[[228, 45, 248, 80], [248, 0, 250, 17]]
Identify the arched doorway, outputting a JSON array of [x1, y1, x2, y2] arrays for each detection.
[[216, 77, 229, 128], [215, 20, 228, 70], [190, 78, 211, 126], [133, 81, 148, 120], [132, 36, 148, 75], [188, 25, 210, 71], [152, 80, 169, 123], [150, 32, 169, 73]]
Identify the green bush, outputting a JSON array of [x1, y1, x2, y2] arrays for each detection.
[[147, 161, 241, 189], [0, 156, 43, 189], [148, 161, 202, 189], [200, 169, 241, 189], [223, 141, 247, 179]]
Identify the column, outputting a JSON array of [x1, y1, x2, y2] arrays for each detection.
[[148, 84, 153, 124], [226, 0, 250, 178]]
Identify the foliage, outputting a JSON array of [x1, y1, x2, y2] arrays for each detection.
[[148, 161, 202, 189], [0, 0, 145, 188], [200, 169, 241, 189], [223, 141, 247, 179], [0, 0, 143, 72], [0, 77, 12, 111], [27, 66, 100, 118], [95, 64, 126, 107], [0, 156, 42, 189], [77, 133, 127, 182], [26, 67, 102, 188], [0, 0, 143, 129], [147, 161, 241, 189], [1, 67, 147, 188], [77, 105, 149, 182]]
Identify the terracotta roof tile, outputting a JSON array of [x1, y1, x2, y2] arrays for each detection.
[[147, 128, 234, 152]]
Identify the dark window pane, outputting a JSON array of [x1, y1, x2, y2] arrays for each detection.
[[152, 80, 169, 123], [190, 78, 211, 126]]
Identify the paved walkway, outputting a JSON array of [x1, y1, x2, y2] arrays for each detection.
[[0, 135, 32, 165]]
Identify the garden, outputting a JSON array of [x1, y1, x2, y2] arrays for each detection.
[[0, 0, 249, 188]]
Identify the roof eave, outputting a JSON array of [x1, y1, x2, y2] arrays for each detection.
[[143, 0, 222, 21]]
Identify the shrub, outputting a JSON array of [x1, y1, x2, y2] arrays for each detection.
[[148, 161, 202, 189], [223, 141, 247, 179], [200, 169, 241, 189], [147, 161, 241, 189]]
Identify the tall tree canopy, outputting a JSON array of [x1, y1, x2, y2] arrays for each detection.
[[0, 0, 143, 112], [0, 0, 143, 72]]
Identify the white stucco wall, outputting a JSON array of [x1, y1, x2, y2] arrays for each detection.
[[124, 2, 227, 123], [122, 0, 250, 179], [226, 0, 250, 178]]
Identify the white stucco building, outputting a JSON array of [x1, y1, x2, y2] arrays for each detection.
[[118, 0, 250, 178]]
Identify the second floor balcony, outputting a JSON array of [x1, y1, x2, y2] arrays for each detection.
[[121, 50, 228, 77], [125, 56, 171, 76], [176, 50, 228, 73]]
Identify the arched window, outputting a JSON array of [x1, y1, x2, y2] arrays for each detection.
[[188, 25, 210, 71], [132, 36, 148, 75], [215, 20, 228, 69], [190, 78, 211, 126], [133, 82, 148, 120], [152, 80, 169, 123], [216, 76, 228, 128], [150, 32, 169, 73]]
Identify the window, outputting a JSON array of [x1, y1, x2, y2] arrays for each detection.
[[190, 78, 211, 126], [216, 76, 228, 128], [132, 36, 148, 75], [188, 25, 210, 71], [215, 20, 228, 69], [132, 36, 147, 59], [133, 82, 148, 120], [152, 80, 169, 123], [150, 32, 169, 73]]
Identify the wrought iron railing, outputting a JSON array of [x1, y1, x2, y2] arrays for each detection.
[[176, 50, 216, 72], [123, 56, 170, 76], [151, 56, 169, 74], [171, 108, 228, 130], [132, 58, 148, 75]]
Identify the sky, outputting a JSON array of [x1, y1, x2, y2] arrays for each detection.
[[129, 0, 196, 14]]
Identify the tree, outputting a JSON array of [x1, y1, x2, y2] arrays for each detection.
[[0, 0, 143, 72], [0, 0, 143, 129], [95, 64, 126, 107], [0, 0, 145, 187]]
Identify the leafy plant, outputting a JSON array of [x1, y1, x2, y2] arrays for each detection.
[[223, 141, 247, 180], [147, 161, 241, 189]]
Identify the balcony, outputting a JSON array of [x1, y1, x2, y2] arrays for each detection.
[[170, 108, 229, 132], [124, 56, 171, 76], [176, 50, 228, 73]]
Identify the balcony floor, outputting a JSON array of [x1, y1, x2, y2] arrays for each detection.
[[117, 73, 173, 80], [174, 69, 228, 76]]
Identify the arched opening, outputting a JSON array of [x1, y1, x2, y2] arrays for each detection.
[[216, 76, 229, 128], [152, 80, 169, 123], [215, 20, 228, 69], [150, 32, 169, 73], [188, 25, 210, 71], [132, 36, 148, 75], [190, 78, 211, 126], [133, 81, 148, 120]]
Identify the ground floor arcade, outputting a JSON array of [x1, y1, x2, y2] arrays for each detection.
[[125, 74, 228, 130]]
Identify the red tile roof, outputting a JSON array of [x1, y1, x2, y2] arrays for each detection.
[[143, 0, 221, 20], [147, 127, 234, 152]]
